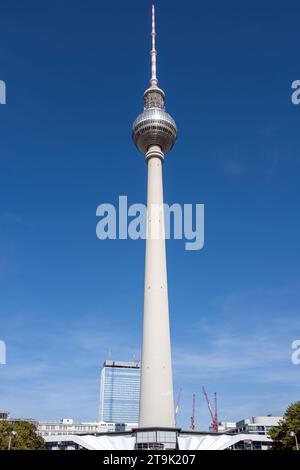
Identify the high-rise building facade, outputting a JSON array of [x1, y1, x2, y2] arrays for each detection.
[[99, 360, 140, 424]]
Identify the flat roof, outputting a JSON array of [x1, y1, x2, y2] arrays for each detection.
[[104, 360, 140, 369]]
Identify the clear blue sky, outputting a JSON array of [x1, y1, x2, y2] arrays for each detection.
[[0, 0, 299, 430]]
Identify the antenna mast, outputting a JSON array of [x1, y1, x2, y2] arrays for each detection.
[[150, 0, 158, 87]]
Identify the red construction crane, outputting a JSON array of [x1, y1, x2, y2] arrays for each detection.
[[202, 386, 218, 432], [190, 394, 196, 431], [175, 388, 182, 426]]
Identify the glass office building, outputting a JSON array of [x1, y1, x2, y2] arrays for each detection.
[[99, 360, 140, 424]]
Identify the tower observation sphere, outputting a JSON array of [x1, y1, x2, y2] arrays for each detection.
[[132, 87, 177, 156]]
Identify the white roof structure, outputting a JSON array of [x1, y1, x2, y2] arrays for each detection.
[[178, 433, 272, 450], [44, 432, 272, 451], [44, 434, 136, 450]]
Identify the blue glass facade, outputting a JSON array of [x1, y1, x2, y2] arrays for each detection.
[[99, 361, 140, 424]]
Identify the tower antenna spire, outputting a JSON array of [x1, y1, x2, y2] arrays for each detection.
[[150, 0, 158, 87]]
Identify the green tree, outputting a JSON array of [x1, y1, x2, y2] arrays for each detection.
[[269, 402, 300, 450], [0, 420, 45, 450]]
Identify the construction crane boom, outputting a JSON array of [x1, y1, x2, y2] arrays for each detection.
[[175, 388, 182, 425], [190, 394, 196, 431], [202, 386, 218, 432]]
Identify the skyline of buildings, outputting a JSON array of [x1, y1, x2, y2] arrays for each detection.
[[0, 354, 289, 433], [0, 356, 285, 436], [0, 410, 282, 442]]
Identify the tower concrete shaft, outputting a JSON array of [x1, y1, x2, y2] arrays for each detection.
[[139, 146, 175, 428], [132, 1, 177, 429]]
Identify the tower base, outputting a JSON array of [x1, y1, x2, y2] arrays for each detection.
[[134, 427, 180, 450]]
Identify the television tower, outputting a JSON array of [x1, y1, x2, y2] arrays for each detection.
[[132, 1, 177, 428]]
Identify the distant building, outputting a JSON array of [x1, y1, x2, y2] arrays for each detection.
[[38, 418, 137, 438], [1, 413, 38, 426], [208, 416, 281, 436], [99, 360, 140, 424], [209, 421, 236, 433], [0, 411, 9, 420], [235, 415, 282, 435]]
